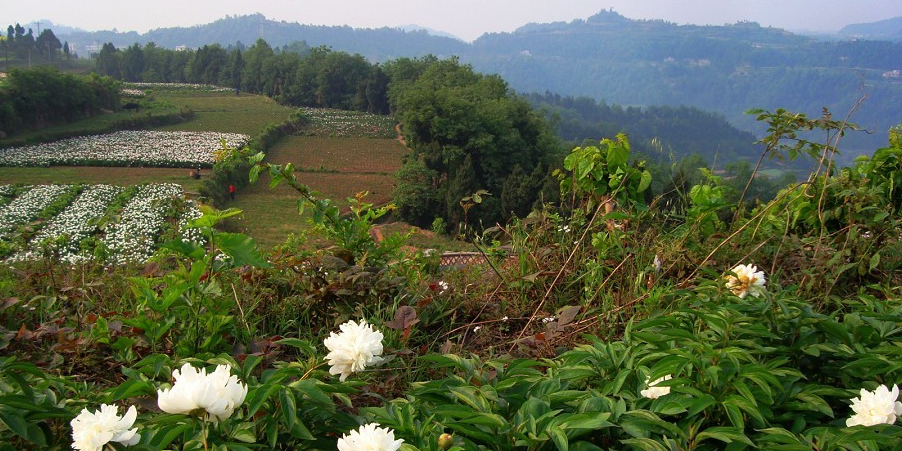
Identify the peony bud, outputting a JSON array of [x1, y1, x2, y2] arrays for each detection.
[[438, 433, 454, 450]]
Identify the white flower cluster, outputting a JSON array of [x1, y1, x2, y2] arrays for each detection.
[[0, 130, 249, 167], [124, 82, 233, 93], [338, 423, 404, 451], [120, 88, 146, 97], [178, 200, 206, 245], [324, 319, 385, 381], [0, 184, 71, 239], [101, 184, 181, 264], [725, 263, 767, 299], [847, 384, 902, 427], [70, 404, 140, 451], [10, 185, 122, 264], [0, 184, 13, 197], [157, 363, 248, 422]]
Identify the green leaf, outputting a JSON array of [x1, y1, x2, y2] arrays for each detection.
[[215, 233, 270, 268], [869, 252, 881, 272], [550, 426, 569, 451], [280, 389, 297, 429], [695, 427, 753, 446]]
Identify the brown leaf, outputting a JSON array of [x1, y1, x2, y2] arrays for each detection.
[[440, 340, 454, 354], [141, 262, 160, 277], [1, 297, 21, 310], [16, 323, 30, 340], [556, 306, 581, 327], [385, 306, 419, 330]]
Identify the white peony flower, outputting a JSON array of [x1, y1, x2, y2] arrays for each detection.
[[846, 384, 902, 427], [640, 375, 673, 399], [157, 363, 248, 421], [71, 404, 140, 451], [337, 423, 404, 451], [323, 319, 385, 381], [725, 263, 766, 298]]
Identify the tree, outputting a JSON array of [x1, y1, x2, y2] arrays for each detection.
[[35, 29, 61, 61], [119, 44, 145, 82], [96, 43, 120, 78], [63, 40, 70, 60]]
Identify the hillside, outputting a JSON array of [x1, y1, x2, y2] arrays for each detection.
[[465, 11, 902, 152], [59, 13, 467, 61], [50, 10, 902, 153], [840, 16, 902, 41]]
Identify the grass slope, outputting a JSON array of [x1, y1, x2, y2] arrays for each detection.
[[229, 134, 404, 249]]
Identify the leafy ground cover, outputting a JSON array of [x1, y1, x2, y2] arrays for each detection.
[[0, 117, 900, 450]]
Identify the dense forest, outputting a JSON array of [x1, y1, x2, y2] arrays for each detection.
[[524, 92, 759, 164], [50, 11, 902, 151]]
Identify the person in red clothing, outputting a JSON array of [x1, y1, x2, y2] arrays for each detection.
[[228, 184, 236, 200]]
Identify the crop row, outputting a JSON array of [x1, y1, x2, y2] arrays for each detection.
[[0, 130, 249, 168], [298, 107, 397, 139], [0, 184, 203, 264], [123, 82, 235, 93]]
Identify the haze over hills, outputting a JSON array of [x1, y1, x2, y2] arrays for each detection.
[[57, 14, 467, 60], [839, 16, 902, 41], [42, 10, 902, 151]]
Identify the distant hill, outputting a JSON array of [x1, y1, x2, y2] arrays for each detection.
[[464, 10, 902, 151], [45, 10, 902, 151], [839, 16, 902, 41], [57, 14, 466, 61], [394, 24, 463, 41]]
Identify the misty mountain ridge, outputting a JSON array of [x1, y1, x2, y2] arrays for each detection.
[[38, 9, 902, 151], [56, 13, 467, 61], [839, 16, 902, 41]]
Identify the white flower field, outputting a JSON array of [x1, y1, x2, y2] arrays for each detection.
[[0, 130, 249, 167], [0, 183, 203, 264]]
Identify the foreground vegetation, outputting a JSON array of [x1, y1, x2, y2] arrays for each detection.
[[0, 103, 900, 449]]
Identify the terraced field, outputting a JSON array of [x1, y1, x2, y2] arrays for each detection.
[[229, 132, 406, 248]]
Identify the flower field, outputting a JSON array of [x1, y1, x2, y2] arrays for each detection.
[[123, 82, 234, 93], [0, 130, 249, 168], [298, 107, 397, 138], [0, 183, 203, 264]]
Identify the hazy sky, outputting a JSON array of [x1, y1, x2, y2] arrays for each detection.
[[3, 0, 902, 41]]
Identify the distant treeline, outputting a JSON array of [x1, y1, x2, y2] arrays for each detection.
[[95, 40, 390, 114], [0, 67, 120, 136], [2, 23, 71, 64]]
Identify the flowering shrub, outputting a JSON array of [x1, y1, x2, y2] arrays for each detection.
[[0, 130, 249, 168]]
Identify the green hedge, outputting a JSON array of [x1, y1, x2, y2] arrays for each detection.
[[198, 111, 307, 207]]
